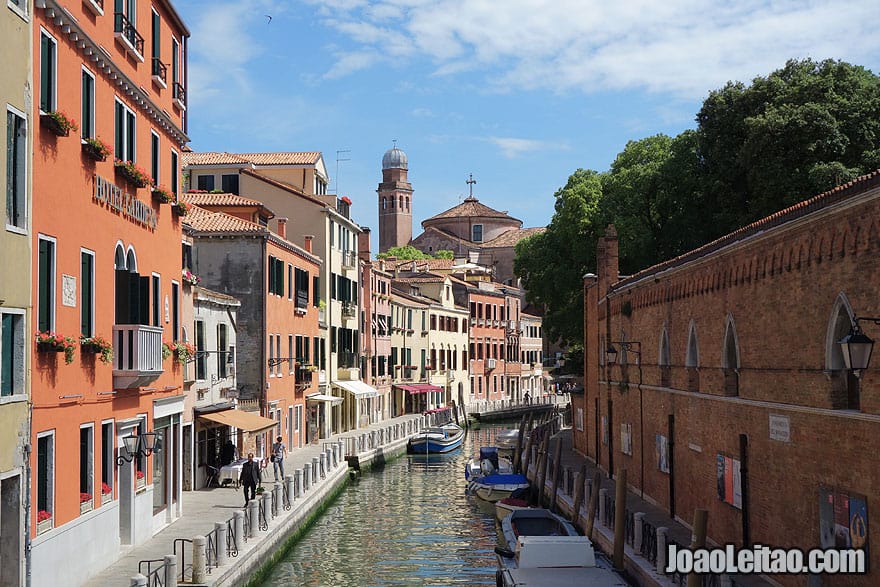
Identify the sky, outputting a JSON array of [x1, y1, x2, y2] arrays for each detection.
[[174, 0, 880, 251]]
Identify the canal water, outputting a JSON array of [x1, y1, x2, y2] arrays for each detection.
[[261, 424, 515, 587]]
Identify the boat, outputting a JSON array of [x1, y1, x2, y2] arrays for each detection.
[[494, 429, 522, 455], [407, 422, 464, 454], [465, 447, 514, 480], [497, 508, 578, 560], [494, 488, 533, 521], [465, 447, 530, 502], [495, 535, 629, 586]]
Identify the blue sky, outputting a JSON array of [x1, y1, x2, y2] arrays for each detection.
[[175, 0, 880, 250]]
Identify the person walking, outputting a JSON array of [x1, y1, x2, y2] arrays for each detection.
[[239, 453, 261, 505], [271, 436, 287, 482]]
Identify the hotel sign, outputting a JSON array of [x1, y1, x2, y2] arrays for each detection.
[[93, 175, 158, 230]]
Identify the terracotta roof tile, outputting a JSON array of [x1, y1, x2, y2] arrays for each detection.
[[386, 258, 455, 271], [182, 151, 321, 167], [183, 206, 267, 234], [482, 226, 546, 247], [423, 196, 521, 224], [181, 192, 267, 208], [181, 152, 252, 166]]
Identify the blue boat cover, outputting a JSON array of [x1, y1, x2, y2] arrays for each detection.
[[479, 473, 528, 485], [479, 447, 499, 459]]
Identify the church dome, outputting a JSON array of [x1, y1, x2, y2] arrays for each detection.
[[382, 146, 408, 170]]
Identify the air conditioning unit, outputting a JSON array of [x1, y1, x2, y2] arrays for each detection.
[[486, 358, 496, 369]]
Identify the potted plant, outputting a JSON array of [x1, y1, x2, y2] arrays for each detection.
[[36, 510, 52, 534], [255, 486, 265, 495], [101, 482, 113, 500], [41, 110, 78, 137], [80, 492, 93, 514], [114, 159, 152, 188], [171, 341, 195, 365], [161, 341, 174, 361], [172, 201, 190, 216], [81, 136, 112, 161], [35, 331, 76, 364], [181, 269, 200, 286], [151, 185, 174, 203], [80, 335, 113, 364], [136, 470, 146, 491]]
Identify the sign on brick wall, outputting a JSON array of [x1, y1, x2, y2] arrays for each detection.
[[769, 414, 791, 442], [716, 454, 742, 509]]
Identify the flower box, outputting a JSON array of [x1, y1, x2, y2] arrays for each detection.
[[114, 160, 151, 189], [81, 137, 112, 162], [172, 201, 190, 217], [80, 498, 93, 514], [80, 335, 113, 364], [101, 482, 113, 501], [181, 269, 200, 286], [35, 332, 77, 364], [152, 186, 174, 204], [136, 471, 146, 492], [36, 517, 52, 534], [40, 111, 78, 137]]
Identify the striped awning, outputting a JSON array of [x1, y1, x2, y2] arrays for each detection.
[[394, 383, 443, 395]]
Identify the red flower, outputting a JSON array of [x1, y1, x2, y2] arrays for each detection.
[[80, 492, 92, 503], [101, 482, 112, 495], [37, 510, 52, 522], [136, 470, 145, 480]]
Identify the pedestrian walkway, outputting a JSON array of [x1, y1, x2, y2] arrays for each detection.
[[536, 429, 775, 587], [83, 413, 426, 586]]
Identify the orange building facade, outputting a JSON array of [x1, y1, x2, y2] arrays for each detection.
[[29, 0, 189, 584]]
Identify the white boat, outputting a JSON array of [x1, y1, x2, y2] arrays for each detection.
[[494, 492, 533, 522], [407, 423, 464, 454], [465, 447, 515, 479], [495, 535, 628, 587], [465, 447, 529, 502], [497, 508, 578, 560]]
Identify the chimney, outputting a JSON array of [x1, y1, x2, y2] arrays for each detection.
[[358, 227, 371, 262], [304, 235, 314, 254], [277, 217, 288, 240]]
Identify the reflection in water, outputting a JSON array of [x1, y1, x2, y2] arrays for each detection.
[[262, 425, 516, 587]]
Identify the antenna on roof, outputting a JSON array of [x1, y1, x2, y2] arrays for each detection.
[[334, 149, 351, 195]]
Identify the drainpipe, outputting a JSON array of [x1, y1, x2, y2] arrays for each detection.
[[24, 437, 32, 587], [261, 235, 267, 422]]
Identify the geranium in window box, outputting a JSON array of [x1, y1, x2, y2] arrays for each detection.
[[36, 510, 52, 534], [80, 492, 93, 514], [151, 185, 174, 203], [80, 335, 114, 364], [81, 137, 112, 161], [172, 201, 190, 216], [181, 269, 200, 286], [41, 110, 78, 137], [35, 331, 77, 364], [136, 470, 146, 491], [114, 159, 152, 189], [101, 482, 113, 499]]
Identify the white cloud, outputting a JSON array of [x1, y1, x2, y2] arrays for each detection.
[[303, 0, 880, 99], [485, 137, 565, 159]]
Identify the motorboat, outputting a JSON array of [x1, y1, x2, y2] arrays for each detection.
[[495, 535, 628, 586], [494, 488, 533, 522], [497, 508, 578, 560], [407, 422, 464, 454], [465, 447, 514, 480], [465, 447, 529, 502]]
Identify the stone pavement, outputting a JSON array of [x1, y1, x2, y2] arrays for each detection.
[[83, 413, 425, 586]]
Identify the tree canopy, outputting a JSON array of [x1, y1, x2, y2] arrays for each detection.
[[375, 246, 453, 260]]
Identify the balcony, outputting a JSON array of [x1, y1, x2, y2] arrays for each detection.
[[114, 13, 144, 62], [151, 58, 167, 88], [112, 324, 163, 389], [341, 301, 356, 319], [337, 351, 358, 370], [295, 367, 314, 392], [173, 82, 186, 111], [486, 358, 496, 370], [341, 250, 357, 270]]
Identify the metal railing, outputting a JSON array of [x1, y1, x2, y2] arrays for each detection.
[[138, 559, 165, 587], [602, 493, 615, 528], [173, 82, 186, 104], [625, 509, 635, 546], [226, 517, 239, 557], [151, 58, 167, 83], [258, 499, 269, 531], [114, 12, 144, 56], [173, 538, 193, 582], [640, 520, 658, 564], [206, 529, 218, 574]]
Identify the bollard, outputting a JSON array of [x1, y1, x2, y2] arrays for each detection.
[[164, 554, 178, 587], [656, 527, 669, 574], [130, 575, 147, 587], [320, 453, 327, 479], [303, 463, 311, 490], [285, 474, 295, 503], [598, 488, 608, 528], [634, 512, 645, 552], [233, 511, 244, 551], [261, 492, 272, 522], [215, 521, 228, 566], [331, 445, 338, 468], [294, 469, 303, 498], [326, 448, 333, 471], [312, 456, 319, 483], [247, 501, 258, 537], [191, 536, 206, 584], [273, 484, 282, 517]]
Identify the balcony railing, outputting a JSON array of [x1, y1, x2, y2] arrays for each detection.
[[173, 82, 186, 109], [341, 250, 357, 269], [337, 351, 358, 369], [114, 13, 144, 61], [341, 302, 356, 319], [151, 58, 167, 87], [113, 324, 163, 389]]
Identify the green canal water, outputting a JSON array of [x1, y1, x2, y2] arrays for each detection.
[[260, 424, 514, 587]]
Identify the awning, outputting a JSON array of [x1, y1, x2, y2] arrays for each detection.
[[394, 383, 443, 395], [333, 379, 379, 399], [306, 393, 344, 405], [198, 409, 277, 433]]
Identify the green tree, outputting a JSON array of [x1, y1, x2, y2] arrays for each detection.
[[514, 169, 604, 346], [434, 250, 454, 259], [376, 246, 432, 260]]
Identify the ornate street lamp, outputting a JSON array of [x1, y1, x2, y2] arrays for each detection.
[[116, 432, 158, 466], [838, 317, 880, 374]]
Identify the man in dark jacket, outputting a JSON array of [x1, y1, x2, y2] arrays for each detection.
[[239, 453, 261, 505]]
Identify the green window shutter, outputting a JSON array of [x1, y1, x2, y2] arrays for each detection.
[[81, 253, 93, 336], [40, 34, 52, 112], [1, 314, 14, 396], [268, 256, 275, 294], [38, 240, 52, 332]]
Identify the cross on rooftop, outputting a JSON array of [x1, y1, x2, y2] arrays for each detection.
[[466, 173, 476, 198]]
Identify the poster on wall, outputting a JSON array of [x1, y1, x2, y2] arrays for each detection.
[[621, 423, 633, 455], [716, 454, 742, 510], [656, 434, 669, 473], [819, 486, 869, 565]]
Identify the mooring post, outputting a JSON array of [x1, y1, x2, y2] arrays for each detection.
[[687, 509, 709, 587], [572, 463, 587, 530], [550, 437, 563, 512], [613, 467, 627, 570]]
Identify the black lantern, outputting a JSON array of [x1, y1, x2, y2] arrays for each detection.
[[117, 432, 158, 465], [839, 323, 875, 372]]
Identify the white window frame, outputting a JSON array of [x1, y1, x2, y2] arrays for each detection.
[[36, 430, 55, 517], [37, 234, 57, 333], [7, 0, 29, 21], [170, 148, 179, 196], [80, 248, 96, 337], [472, 223, 483, 243], [114, 98, 136, 163], [150, 130, 160, 186], [80, 423, 95, 499], [81, 66, 96, 140], [101, 419, 115, 497], [0, 308, 26, 402], [39, 28, 57, 114], [6, 105, 28, 234], [288, 335, 294, 375], [194, 319, 206, 382]]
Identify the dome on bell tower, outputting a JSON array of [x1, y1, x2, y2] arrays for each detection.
[[382, 146, 408, 170]]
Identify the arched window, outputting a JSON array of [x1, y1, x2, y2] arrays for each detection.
[[114, 243, 126, 270], [826, 293, 859, 410], [722, 315, 740, 396], [658, 328, 671, 387], [685, 320, 700, 392]]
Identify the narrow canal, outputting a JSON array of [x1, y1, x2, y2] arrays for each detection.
[[261, 423, 514, 586]]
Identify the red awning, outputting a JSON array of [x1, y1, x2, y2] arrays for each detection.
[[394, 383, 443, 395]]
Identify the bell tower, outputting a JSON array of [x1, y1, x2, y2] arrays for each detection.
[[377, 143, 413, 253]]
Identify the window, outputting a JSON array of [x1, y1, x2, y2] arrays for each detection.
[[195, 321, 206, 380], [287, 264, 293, 300], [295, 268, 309, 309], [81, 251, 95, 336], [151, 9, 160, 63], [114, 100, 136, 162], [267, 256, 284, 296], [6, 107, 27, 230], [39, 30, 56, 113], [288, 335, 294, 374], [150, 132, 159, 185], [37, 236, 55, 332], [196, 175, 214, 191], [275, 335, 281, 376], [214, 323, 227, 379], [81, 68, 95, 139], [80, 425, 94, 502], [221, 174, 238, 194], [181, 241, 192, 271], [170, 150, 179, 196], [101, 421, 114, 495], [8, 0, 28, 18], [171, 282, 179, 341], [151, 274, 160, 327], [294, 405, 302, 433], [312, 275, 320, 307], [472, 224, 483, 243], [1, 310, 25, 397], [37, 433, 54, 517]]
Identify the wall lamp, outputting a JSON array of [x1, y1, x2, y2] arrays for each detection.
[[188, 349, 234, 365], [116, 432, 157, 466], [838, 317, 880, 374], [605, 340, 641, 365], [268, 357, 297, 368]]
